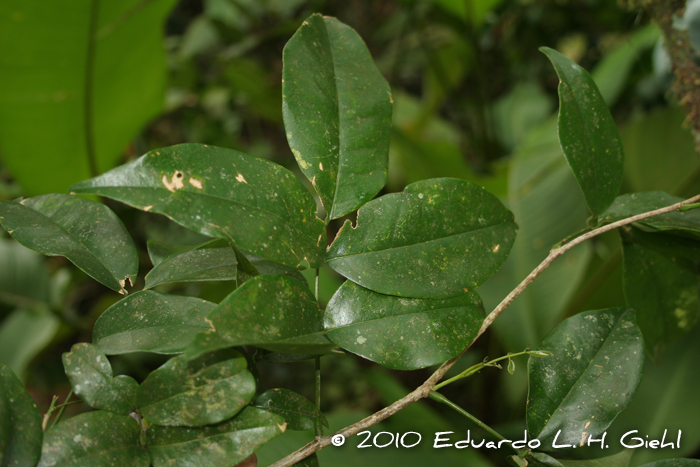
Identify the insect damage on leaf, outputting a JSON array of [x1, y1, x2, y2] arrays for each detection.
[[162, 171, 185, 192]]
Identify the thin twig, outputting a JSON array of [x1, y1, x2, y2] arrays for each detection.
[[268, 193, 700, 467]]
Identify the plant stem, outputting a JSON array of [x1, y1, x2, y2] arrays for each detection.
[[42, 395, 59, 431], [434, 350, 531, 391], [314, 268, 323, 439], [429, 391, 525, 454], [268, 192, 700, 467], [49, 389, 74, 430]]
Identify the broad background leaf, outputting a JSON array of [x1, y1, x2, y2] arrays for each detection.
[[253, 388, 328, 431], [283, 14, 392, 220], [0, 0, 177, 195], [621, 228, 699, 357]]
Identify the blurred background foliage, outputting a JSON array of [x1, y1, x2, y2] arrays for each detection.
[[0, 0, 698, 465]]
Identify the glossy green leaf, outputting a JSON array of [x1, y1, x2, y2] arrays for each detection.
[[145, 239, 237, 289], [324, 281, 484, 370], [146, 406, 285, 467], [540, 47, 624, 216], [138, 348, 255, 427], [92, 291, 215, 355], [0, 364, 42, 467], [0, 0, 177, 195], [640, 460, 700, 466], [621, 228, 699, 357], [0, 308, 59, 382], [71, 143, 326, 268], [187, 275, 333, 358], [527, 308, 644, 450], [253, 388, 328, 431], [600, 192, 700, 238], [37, 411, 148, 467], [282, 14, 392, 220], [242, 249, 307, 285], [63, 343, 138, 415], [0, 194, 138, 293], [326, 178, 517, 299]]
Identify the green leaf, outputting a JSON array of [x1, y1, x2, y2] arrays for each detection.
[[145, 238, 237, 289], [0, 0, 177, 195], [0, 308, 59, 382], [282, 14, 392, 220], [63, 343, 138, 415], [187, 275, 333, 358], [92, 291, 216, 355], [540, 47, 624, 216], [605, 322, 700, 465], [0, 194, 138, 293], [253, 388, 328, 431], [138, 348, 255, 427], [242, 249, 307, 285], [600, 192, 700, 238], [527, 308, 644, 450], [0, 363, 42, 467], [71, 143, 326, 268], [37, 411, 148, 467], [0, 237, 50, 306], [556, 449, 633, 466], [621, 228, 700, 357], [326, 178, 517, 299], [146, 406, 285, 467], [507, 358, 515, 375], [324, 281, 484, 370], [639, 460, 700, 466]]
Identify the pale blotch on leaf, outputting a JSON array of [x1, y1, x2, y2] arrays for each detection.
[[143, 205, 153, 212], [189, 177, 204, 190], [492, 244, 500, 253], [236, 173, 248, 184], [162, 171, 185, 192]]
